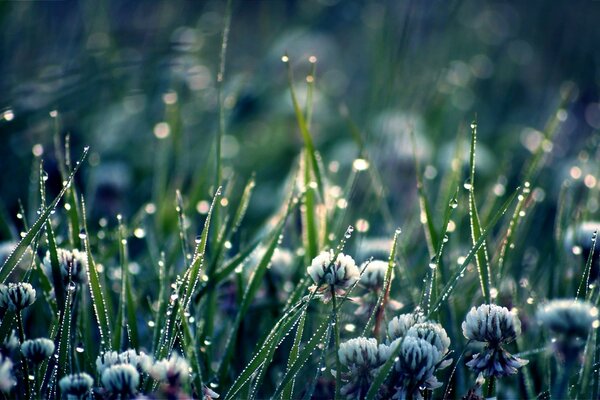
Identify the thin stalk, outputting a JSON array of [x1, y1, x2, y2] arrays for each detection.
[[331, 286, 341, 400], [16, 311, 31, 400], [486, 375, 496, 398]]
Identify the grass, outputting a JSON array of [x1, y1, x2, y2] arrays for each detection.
[[0, 3, 599, 400]]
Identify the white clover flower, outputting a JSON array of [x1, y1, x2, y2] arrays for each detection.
[[2, 330, 19, 354], [44, 248, 88, 285], [462, 304, 527, 377], [406, 322, 451, 356], [462, 304, 520, 345], [338, 337, 390, 399], [359, 260, 388, 289], [0, 282, 36, 311], [0, 355, 15, 393], [150, 353, 190, 385], [59, 372, 94, 398], [308, 250, 359, 289], [21, 338, 55, 364], [339, 337, 389, 369], [96, 349, 153, 375], [101, 364, 139, 396], [537, 299, 598, 338], [387, 313, 426, 343], [391, 336, 442, 399]]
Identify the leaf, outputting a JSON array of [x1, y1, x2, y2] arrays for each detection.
[[0, 147, 89, 284], [81, 196, 112, 351]]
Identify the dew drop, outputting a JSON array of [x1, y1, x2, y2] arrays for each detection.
[[78, 229, 87, 239], [463, 179, 472, 191]]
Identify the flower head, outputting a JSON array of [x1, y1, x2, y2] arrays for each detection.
[[0, 282, 36, 311], [537, 299, 598, 360], [0, 355, 15, 393], [338, 337, 390, 399], [59, 373, 94, 398], [307, 250, 359, 301], [462, 304, 520, 345], [2, 330, 19, 354], [359, 260, 388, 289], [537, 299, 598, 338], [391, 336, 442, 399], [44, 248, 88, 285], [101, 364, 139, 396], [150, 353, 190, 386], [406, 322, 451, 356], [387, 313, 427, 343], [96, 349, 152, 375], [21, 338, 55, 364], [462, 304, 527, 377]]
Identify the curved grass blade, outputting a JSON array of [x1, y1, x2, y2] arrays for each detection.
[[55, 284, 74, 397], [218, 194, 297, 383], [223, 301, 306, 400], [81, 196, 112, 351], [0, 147, 89, 283], [429, 187, 520, 315], [467, 120, 492, 303], [362, 227, 401, 337], [271, 317, 330, 399]]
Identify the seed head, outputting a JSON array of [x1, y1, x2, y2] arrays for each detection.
[[462, 304, 520, 345], [0, 282, 36, 311], [59, 373, 94, 398], [101, 364, 139, 396], [21, 338, 55, 364]]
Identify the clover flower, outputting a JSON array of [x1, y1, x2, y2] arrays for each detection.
[[44, 248, 88, 285], [387, 313, 426, 343], [338, 337, 390, 399], [0, 282, 36, 311], [406, 322, 451, 360], [21, 338, 55, 364], [101, 364, 139, 396], [2, 330, 19, 354], [359, 260, 388, 289], [59, 373, 94, 398], [150, 353, 190, 386], [462, 304, 528, 377], [391, 336, 442, 399], [307, 250, 359, 301], [96, 349, 153, 375], [0, 354, 14, 393], [537, 299, 598, 360]]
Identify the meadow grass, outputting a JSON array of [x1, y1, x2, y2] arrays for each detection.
[[0, 6, 599, 400]]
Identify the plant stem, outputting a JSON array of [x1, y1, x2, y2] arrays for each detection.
[[331, 286, 341, 400], [16, 311, 31, 400], [486, 375, 496, 399]]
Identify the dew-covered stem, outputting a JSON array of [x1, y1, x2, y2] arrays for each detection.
[[331, 285, 341, 400], [16, 311, 31, 400]]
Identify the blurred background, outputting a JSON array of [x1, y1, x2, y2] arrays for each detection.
[[1, 0, 599, 235]]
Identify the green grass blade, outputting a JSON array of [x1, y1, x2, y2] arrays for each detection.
[[429, 187, 520, 315], [56, 285, 74, 395], [467, 120, 492, 303], [81, 196, 112, 351], [224, 301, 306, 400], [271, 317, 330, 399], [362, 227, 401, 337], [284, 56, 325, 201], [365, 336, 405, 400], [0, 147, 89, 283], [218, 194, 296, 383]]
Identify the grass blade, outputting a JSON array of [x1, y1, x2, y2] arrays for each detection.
[[0, 147, 89, 284]]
